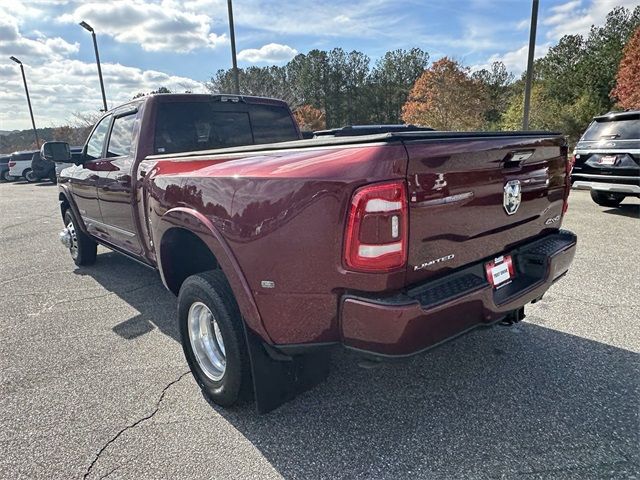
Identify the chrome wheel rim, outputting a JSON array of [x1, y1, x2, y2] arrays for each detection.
[[66, 221, 78, 260], [188, 302, 226, 381]]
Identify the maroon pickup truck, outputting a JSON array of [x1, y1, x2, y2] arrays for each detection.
[[43, 93, 577, 412]]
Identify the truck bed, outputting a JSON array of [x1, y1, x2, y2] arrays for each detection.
[[147, 130, 562, 161]]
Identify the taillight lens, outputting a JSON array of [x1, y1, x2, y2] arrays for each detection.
[[567, 155, 576, 175], [344, 181, 408, 272], [8, 161, 15, 167], [563, 154, 573, 215]]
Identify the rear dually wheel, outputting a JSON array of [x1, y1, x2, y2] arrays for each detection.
[[178, 270, 252, 407]]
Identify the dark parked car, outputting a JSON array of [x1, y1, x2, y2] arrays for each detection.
[[31, 151, 57, 183], [572, 110, 640, 207], [0, 154, 14, 182]]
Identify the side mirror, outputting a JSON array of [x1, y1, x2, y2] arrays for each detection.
[[41, 141, 71, 163]]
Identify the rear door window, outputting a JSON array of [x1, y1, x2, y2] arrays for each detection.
[[86, 115, 112, 160], [107, 114, 137, 157]]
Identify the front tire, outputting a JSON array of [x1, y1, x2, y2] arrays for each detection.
[[24, 169, 39, 183], [63, 209, 97, 266], [178, 270, 252, 407], [591, 190, 624, 207]]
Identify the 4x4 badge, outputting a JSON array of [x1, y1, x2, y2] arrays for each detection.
[[503, 180, 521, 215]]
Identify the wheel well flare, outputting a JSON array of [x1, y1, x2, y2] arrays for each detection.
[[160, 227, 219, 294]]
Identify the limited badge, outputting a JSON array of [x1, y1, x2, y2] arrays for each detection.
[[503, 180, 521, 215]]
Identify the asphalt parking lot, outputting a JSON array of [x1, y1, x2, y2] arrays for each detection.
[[1, 181, 638, 479]]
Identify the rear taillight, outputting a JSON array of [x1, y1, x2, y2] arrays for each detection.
[[567, 155, 576, 175], [344, 180, 408, 272], [563, 155, 573, 215], [8, 161, 15, 167]]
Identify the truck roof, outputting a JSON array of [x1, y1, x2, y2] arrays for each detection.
[[110, 93, 290, 114]]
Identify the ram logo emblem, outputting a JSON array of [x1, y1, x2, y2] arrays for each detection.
[[503, 180, 521, 215]]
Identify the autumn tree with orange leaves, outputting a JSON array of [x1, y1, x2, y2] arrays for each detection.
[[401, 58, 487, 131], [293, 105, 326, 131], [612, 26, 640, 109]]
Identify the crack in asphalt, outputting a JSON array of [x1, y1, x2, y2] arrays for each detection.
[[98, 465, 121, 480], [83, 371, 191, 480]]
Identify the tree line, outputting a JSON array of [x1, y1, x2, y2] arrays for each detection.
[[1, 5, 638, 154], [208, 6, 639, 143], [207, 47, 430, 130]]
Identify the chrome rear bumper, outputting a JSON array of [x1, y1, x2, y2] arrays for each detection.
[[573, 181, 640, 195]]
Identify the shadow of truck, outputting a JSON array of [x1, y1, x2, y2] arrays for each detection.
[[75, 250, 639, 478]]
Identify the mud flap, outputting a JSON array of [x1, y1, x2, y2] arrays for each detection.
[[244, 328, 330, 414]]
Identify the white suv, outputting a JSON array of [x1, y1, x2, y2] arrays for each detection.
[[8, 150, 39, 182]]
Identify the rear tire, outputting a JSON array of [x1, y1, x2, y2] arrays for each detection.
[[63, 209, 97, 266], [590, 190, 624, 207], [24, 169, 39, 183], [178, 270, 252, 408]]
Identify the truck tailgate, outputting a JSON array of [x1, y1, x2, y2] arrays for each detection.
[[404, 134, 568, 286]]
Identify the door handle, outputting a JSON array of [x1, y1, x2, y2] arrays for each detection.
[[503, 150, 534, 169]]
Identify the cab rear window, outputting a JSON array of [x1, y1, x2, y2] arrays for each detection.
[[154, 101, 299, 154], [582, 116, 640, 141]]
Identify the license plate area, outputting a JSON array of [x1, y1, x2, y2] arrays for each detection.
[[485, 255, 515, 289], [599, 155, 617, 165]]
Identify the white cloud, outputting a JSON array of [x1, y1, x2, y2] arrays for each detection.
[[0, 15, 79, 62], [473, 43, 551, 75], [0, 0, 44, 21], [543, 0, 640, 40], [474, 0, 638, 76], [0, 58, 205, 131], [237, 43, 298, 63], [59, 1, 228, 52], [198, 0, 405, 38]]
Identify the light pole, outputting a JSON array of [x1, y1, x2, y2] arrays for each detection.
[[227, 0, 240, 94], [522, 0, 539, 130], [10, 56, 39, 148], [79, 21, 108, 112]]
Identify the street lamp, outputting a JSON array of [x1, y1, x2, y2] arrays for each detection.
[[79, 21, 108, 111], [522, 0, 539, 130], [227, 0, 240, 94], [9, 56, 39, 148]]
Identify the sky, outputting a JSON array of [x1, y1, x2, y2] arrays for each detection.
[[0, 0, 637, 131]]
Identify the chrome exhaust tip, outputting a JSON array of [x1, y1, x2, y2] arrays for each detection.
[[59, 228, 72, 249]]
